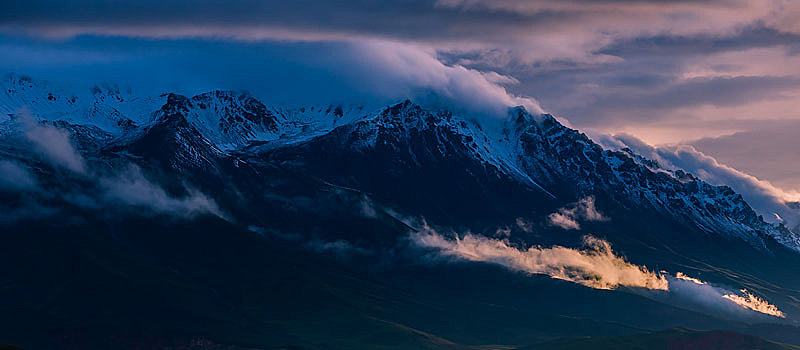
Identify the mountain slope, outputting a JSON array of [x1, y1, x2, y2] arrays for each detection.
[[505, 108, 781, 248], [262, 100, 795, 252], [264, 100, 554, 225]]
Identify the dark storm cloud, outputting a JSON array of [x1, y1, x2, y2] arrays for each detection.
[[502, 32, 800, 146], [1, 0, 799, 192], [600, 28, 800, 57], [3, 1, 798, 58], [571, 75, 800, 124], [0, 0, 566, 43], [690, 121, 800, 191]]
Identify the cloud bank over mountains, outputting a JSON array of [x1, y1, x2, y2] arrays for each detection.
[[3, 0, 798, 54], [1, 0, 797, 205], [2, 1, 798, 131]]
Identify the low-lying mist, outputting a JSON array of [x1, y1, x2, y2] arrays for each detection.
[[0, 111, 225, 222]]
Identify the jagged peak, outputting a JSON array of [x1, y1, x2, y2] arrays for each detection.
[[151, 91, 282, 150], [191, 91, 275, 125], [163, 92, 190, 105], [1, 73, 134, 99], [504, 106, 573, 140], [159, 91, 272, 119], [508, 105, 541, 126], [191, 90, 262, 106], [160, 90, 267, 111], [158, 93, 192, 120], [382, 99, 427, 116], [366, 100, 458, 129]]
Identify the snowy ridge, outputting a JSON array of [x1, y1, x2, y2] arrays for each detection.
[[0, 73, 162, 135], [497, 108, 781, 248], [156, 91, 281, 150], [322, 100, 556, 197], [0, 75, 369, 149], [335, 102, 795, 250]]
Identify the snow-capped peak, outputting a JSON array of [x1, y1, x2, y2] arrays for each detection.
[[0, 73, 163, 135]]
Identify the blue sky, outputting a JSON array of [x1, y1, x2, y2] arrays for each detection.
[[1, 0, 798, 194]]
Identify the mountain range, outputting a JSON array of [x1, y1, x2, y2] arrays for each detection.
[[2, 73, 800, 349]]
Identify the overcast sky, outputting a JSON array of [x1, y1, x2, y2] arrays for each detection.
[[1, 0, 798, 194]]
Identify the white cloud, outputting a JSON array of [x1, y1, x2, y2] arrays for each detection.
[[675, 272, 707, 285], [0, 160, 37, 190], [413, 223, 788, 319], [413, 228, 667, 290], [4, 115, 227, 220], [347, 41, 544, 116], [18, 113, 87, 174], [100, 165, 226, 219], [548, 212, 580, 230], [665, 272, 786, 319], [722, 289, 785, 318], [547, 196, 608, 230]]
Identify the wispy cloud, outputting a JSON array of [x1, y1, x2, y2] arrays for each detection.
[[675, 272, 707, 285], [548, 212, 580, 230], [337, 41, 544, 116], [0, 159, 37, 190], [412, 224, 788, 320], [19, 112, 87, 174], [305, 239, 371, 259], [1, 118, 226, 221], [100, 165, 225, 219], [722, 289, 786, 318], [413, 228, 667, 290], [666, 272, 786, 319], [548, 196, 608, 230]]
